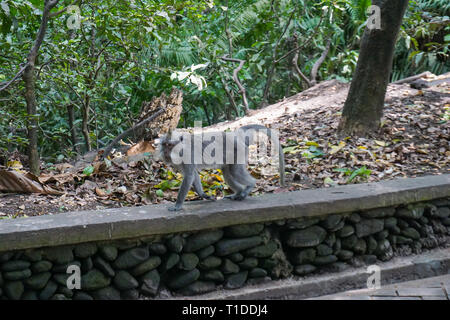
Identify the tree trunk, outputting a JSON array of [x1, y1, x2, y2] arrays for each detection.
[[67, 104, 79, 153], [338, 0, 409, 136], [22, 0, 60, 175], [202, 101, 213, 125], [220, 75, 239, 118], [23, 66, 40, 175], [82, 95, 91, 152]]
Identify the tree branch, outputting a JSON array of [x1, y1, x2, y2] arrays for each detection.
[[220, 73, 239, 117], [49, 0, 81, 18], [260, 10, 295, 107], [0, 63, 29, 92], [275, 11, 326, 64], [310, 38, 331, 86], [101, 108, 165, 159], [291, 34, 311, 88], [0, 0, 77, 92], [392, 71, 433, 84], [224, 0, 233, 56], [27, 0, 60, 66], [221, 55, 249, 115]]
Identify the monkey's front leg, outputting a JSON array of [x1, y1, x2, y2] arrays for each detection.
[[193, 171, 215, 201], [168, 166, 196, 211]]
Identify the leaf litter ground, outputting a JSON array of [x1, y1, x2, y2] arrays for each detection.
[[0, 79, 448, 218]]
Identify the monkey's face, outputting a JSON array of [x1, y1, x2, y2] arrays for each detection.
[[156, 135, 182, 163]]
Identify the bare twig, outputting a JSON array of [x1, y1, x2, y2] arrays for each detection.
[[224, 0, 233, 56], [392, 71, 433, 84], [291, 34, 312, 88], [52, 75, 85, 107], [221, 55, 249, 115], [0, 63, 29, 92], [49, 0, 81, 17], [261, 10, 295, 107], [95, 40, 112, 60], [37, 59, 54, 79], [274, 10, 296, 57], [220, 73, 239, 118], [101, 108, 165, 159], [310, 39, 331, 86], [275, 12, 326, 64]]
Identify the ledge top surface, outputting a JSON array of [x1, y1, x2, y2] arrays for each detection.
[[0, 174, 449, 251]]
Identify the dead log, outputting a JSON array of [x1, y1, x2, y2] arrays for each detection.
[[101, 88, 183, 160], [135, 87, 183, 140]]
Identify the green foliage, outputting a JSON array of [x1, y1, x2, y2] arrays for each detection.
[[345, 0, 372, 22], [154, 179, 181, 191], [333, 166, 372, 183], [392, 0, 450, 81], [82, 165, 95, 176], [301, 145, 325, 160], [416, 0, 450, 16], [441, 105, 450, 123], [0, 0, 448, 163]]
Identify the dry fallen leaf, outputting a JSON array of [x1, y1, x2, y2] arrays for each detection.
[[0, 170, 63, 195]]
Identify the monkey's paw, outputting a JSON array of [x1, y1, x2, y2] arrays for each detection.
[[224, 194, 244, 201], [203, 195, 216, 201]]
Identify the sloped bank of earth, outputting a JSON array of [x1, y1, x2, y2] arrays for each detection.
[[0, 78, 449, 217]]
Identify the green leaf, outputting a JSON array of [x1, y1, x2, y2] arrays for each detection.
[[302, 146, 325, 159], [333, 168, 352, 175], [347, 166, 371, 183], [283, 146, 301, 154], [83, 166, 95, 176], [306, 141, 319, 147], [324, 177, 337, 186]]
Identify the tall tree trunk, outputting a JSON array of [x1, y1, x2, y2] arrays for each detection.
[[22, 0, 60, 175], [23, 69, 40, 175], [338, 0, 409, 136], [82, 95, 91, 152], [67, 104, 79, 153]]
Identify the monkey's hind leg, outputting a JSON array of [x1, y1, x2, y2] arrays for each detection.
[[168, 165, 196, 211], [230, 165, 256, 200], [222, 165, 245, 200], [193, 171, 215, 201]]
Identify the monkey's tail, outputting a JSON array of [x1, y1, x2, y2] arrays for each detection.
[[238, 124, 286, 187]]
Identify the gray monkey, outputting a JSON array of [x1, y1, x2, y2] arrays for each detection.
[[157, 124, 285, 211]]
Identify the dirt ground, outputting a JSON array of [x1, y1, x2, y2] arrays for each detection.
[[0, 76, 449, 218]]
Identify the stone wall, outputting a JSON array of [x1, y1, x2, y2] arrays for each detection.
[[0, 198, 449, 300]]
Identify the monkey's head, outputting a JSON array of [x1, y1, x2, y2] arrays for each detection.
[[155, 131, 183, 163]]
